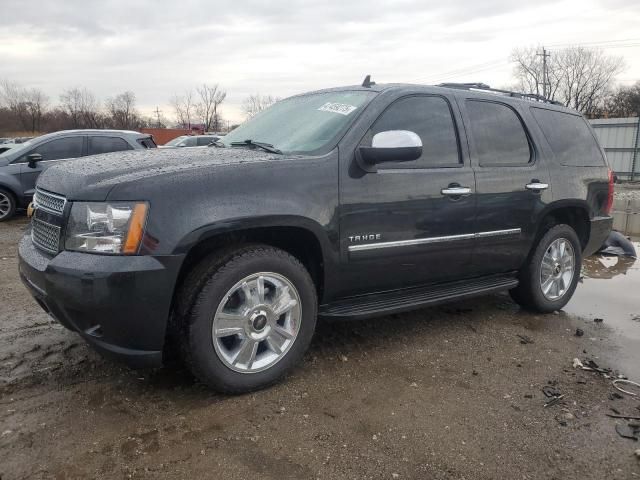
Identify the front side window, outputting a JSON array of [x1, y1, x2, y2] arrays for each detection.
[[466, 101, 531, 167], [531, 108, 605, 167], [24, 136, 84, 162], [361, 95, 461, 169], [196, 137, 212, 146], [89, 136, 132, 155], [220, 91, 377, 155]]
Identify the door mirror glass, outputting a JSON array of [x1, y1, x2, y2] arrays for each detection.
[[27, 153, 42, 169], [359, 130, 423, 166]]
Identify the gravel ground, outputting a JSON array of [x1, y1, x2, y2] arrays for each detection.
[[1, 216, 639, 479], [615, 183, 640, 201]]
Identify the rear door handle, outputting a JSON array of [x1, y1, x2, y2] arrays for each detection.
[[525, 182, 549, 191], [441, 186, 472, 196]]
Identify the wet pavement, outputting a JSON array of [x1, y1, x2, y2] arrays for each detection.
[[1, 212, 639, 479]]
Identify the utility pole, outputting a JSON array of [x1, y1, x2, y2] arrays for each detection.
[[537, 47, 551, 98], [154, 106, 162, 128]]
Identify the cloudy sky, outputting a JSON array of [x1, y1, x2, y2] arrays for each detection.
[[1, 0, 639, 124]]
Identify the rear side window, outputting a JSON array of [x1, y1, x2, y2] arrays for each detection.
[[137, 137, 157, 148], [197, 136, 213, 146], [531, 108, 605, 167], [27, 136, 84, 161], [466, 101, 531, 166], [89, 136, 133, 155], [364, 95, 461, 169]]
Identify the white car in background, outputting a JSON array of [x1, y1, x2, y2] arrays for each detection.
[[160, 134, 224, 148]]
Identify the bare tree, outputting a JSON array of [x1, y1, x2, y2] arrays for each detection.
[[60, 87, 102, 128], [105, 91, 138, 129], [170, 90, 195, 128], [242, 94, 279, 120], [195, 84, 227, 131], [23, 88, 49, 132], [511, 46, 624, 115], [0, 80, 50, 132], [603, 82, 640, 117]]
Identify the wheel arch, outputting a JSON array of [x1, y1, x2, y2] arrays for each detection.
[[534, 200, 591, 251], [172, 215, 331, 301]]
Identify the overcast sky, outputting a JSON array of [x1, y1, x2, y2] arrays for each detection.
[[1, 0, 639, 124]]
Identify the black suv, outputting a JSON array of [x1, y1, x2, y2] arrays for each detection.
[[18, 82, 613, 393]]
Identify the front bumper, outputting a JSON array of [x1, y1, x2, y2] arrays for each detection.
[[584, 215, 614, 257], [18, 235, 184, 368]]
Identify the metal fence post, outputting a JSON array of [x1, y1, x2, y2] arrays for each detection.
[[632, 115, 640, 182]]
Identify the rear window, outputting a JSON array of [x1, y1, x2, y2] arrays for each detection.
[[531, 108, 605, 167], [466, 100, 531, 166], [89, 136, 132, 155]]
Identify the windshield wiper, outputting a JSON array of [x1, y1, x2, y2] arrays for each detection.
[[230, 139, 282, 154]]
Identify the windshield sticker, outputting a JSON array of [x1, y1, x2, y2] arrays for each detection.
[[318, 102, 358, 116]]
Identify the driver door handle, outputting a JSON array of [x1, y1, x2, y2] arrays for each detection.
[[441, 186, 472, 196], [525, 182, 549, 192]]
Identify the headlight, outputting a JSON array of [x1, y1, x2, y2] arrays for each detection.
[[65, 202, 148, 254]]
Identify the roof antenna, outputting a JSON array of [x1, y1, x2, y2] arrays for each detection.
[[362, 75, 375, 88]]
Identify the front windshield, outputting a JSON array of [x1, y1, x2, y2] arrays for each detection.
[[221, 90, 376, 155], [165, 136, 188, 146]]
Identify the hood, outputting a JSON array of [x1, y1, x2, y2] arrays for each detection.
[[37, 146, 280, 200]]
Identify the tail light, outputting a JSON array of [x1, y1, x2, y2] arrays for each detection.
[[605, 169, 614, 215]]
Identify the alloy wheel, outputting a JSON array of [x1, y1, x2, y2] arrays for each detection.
[[0, 192, 11, 219], [212, 272, 302, 373], [539, 238, 575, 301]]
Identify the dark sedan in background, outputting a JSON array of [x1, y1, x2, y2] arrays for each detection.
[[0, 129, 156, 221]]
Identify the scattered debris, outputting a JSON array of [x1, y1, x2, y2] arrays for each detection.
[[544, 395, 565, 408], [609, 392, 624, 401], [517, 334, 534, 345], [615, 423, 640, 441], [635, 449, 640, 459], [597, 231, 637, 257], [543, 386, 561, 398], [606, 414, 640, 420], [575, 328, 584, 337], [594, 318, 604, 323], [572, 358, 584, 369], [613, 379, 640, 397]]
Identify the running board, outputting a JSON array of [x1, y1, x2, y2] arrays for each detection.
[[318, 274, 518, 320]]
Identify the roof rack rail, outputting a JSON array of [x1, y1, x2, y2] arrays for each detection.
[[436, 82, 563, 106]]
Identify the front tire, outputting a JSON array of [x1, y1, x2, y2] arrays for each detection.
[[0, 188, 16, 222], [178, 245, 317, 393], [510, 224, 582, 313]]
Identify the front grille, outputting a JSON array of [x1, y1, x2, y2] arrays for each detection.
[[32, 218, 61, 254], [34, 188, 66, 215]]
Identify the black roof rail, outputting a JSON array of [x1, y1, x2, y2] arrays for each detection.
[[436, 82, 564, 106]]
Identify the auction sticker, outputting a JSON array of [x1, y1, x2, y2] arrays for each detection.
[[318, 102, 358, 115]]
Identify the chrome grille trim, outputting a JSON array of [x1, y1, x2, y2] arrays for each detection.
[[31, 218, 61, 254], [34, 188, 67, 215]]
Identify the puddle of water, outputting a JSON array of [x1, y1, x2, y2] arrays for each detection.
[[564, 242, 640, 377]]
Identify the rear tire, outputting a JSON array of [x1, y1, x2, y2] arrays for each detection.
[[509, 224, 582, 313], [176, 245, 317, 393], [0, 188, 16, 222]]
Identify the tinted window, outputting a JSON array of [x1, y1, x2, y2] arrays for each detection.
[[466, 101, 531, 166], [26, 136, 84, 162], [197, 136, 213, 146], [89, 136, 132, 155], [137, 137, 157, 148], [531, 108, 605, 167], [364, 95, 460, 168]]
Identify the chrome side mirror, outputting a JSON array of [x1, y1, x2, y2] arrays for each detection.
[[358, 130, 423, 171]]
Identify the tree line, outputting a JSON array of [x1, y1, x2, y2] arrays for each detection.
[[510, 46, 639, 117]]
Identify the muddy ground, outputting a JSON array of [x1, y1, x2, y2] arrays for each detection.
[[1, 216, 639, 480]]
